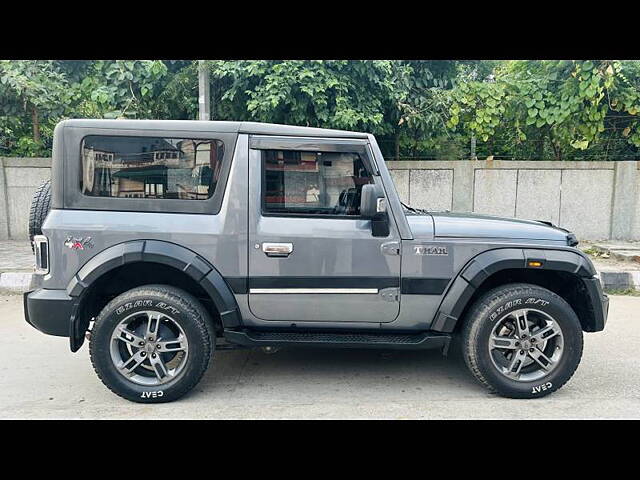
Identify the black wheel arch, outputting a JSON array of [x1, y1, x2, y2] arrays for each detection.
[[430, 247, 605, 334], [66, 240, 242, 352]]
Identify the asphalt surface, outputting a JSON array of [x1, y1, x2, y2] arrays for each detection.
[[1, 293, 638, 419]]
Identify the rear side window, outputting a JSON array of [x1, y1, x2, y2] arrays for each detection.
[[81, 136, 224, 200], [262, 150, 373, 216]]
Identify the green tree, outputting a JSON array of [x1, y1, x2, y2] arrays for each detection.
[[206, 60, 460, 160], [207, 60, 394, 132], [74, 60, 169, 119], [0, 60, 70, 155], [0, 60, 171, 155], [447, 60, 640, 160], [3, 59, 640, 161], [386, 60, 460, 159]]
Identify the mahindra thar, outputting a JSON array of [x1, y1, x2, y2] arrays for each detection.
[[24, 119, 608, 402]]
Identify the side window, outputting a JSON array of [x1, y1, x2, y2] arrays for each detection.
[[262, 149, 373, 216], [81, 136, 224, 200]]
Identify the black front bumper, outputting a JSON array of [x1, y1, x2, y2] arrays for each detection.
[[24, 288, 75, 337]]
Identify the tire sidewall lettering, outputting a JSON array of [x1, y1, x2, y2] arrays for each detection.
[[114, 299, 180, 317], [488, 297, 551, 323], [141, 390, 165, 399], [531, 382, 553, 394]]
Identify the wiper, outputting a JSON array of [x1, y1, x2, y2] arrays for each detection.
[[401, 201, 430, 215], [401, 201, 418, 213]]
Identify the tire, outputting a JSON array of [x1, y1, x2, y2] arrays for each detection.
[[461, 283, 583, 399], [28, 179, 51, 247], [89, 285, 214, 403]]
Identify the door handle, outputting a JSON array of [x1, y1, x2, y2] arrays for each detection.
[[262, 242, 294, 257]]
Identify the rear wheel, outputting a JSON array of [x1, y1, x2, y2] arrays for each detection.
[[462, 283, 583, 398], [89, 285, 214, 403]]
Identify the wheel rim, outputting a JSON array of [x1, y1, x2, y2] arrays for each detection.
[[110, 310, 189, 386], [488, 308, 564, 382]]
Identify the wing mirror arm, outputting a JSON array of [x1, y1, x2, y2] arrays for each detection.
[[360, 184, 390, 237]]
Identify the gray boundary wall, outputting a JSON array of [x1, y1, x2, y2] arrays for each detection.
[[0, 158, 52, 240], [0, 158, 638, 241], [389, 160, 639, 241]]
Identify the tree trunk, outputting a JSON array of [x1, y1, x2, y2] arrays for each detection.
[[537, 134, 544, 160], [395, 132, 400, 161], [551, 141, 562, 161], [198, 60, 210, 121], [31, 105, 40, 143], [548, 129, 562, 161], [412, 127, 419, 159]]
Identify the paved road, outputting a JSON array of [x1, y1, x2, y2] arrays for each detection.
[[1, 293, 638, 419], [0, 241, 34, 272]]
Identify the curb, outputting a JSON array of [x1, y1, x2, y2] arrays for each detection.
[[598, 270, 640, 291], [2, 270, 640, 294]]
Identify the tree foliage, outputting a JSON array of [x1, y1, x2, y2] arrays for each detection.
[[447, 60, 640, 160], [206, 60, 459, 159], [2, 59, 640, 161], [0, 60, 169, 155], [208, 60, 393, 132], [0, 60, 70, 155]]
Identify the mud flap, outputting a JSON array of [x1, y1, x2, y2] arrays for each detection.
[[69, 300, 88, 352]]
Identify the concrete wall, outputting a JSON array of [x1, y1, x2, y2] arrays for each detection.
[[0, 157, 638, 241], [388, 160, 639, 241], [0, 158, 52, 240]]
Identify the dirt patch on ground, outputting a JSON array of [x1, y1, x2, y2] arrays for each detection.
[[580, 241, 640, 272]]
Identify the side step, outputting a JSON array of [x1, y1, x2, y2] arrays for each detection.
[[223, 329, 451, 353]]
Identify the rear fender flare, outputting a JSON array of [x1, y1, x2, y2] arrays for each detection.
[[66, 240, 242, 351]]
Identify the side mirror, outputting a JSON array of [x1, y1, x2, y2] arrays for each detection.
[[360, 184, 386, 218], [360, 184, 389, 237]]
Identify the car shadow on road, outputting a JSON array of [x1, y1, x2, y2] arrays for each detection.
[[196, 346, 486, 398]]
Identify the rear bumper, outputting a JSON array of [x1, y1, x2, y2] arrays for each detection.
[[24, 288, 74, 337], [583, 277, 609, 332]]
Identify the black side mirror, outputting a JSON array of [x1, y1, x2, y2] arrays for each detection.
[[360, 184, 390, 237]]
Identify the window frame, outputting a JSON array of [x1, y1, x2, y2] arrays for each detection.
[[62, 126, 238, 215], [250, 135, 379, 220]]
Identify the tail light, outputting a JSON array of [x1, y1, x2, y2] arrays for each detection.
[[33, 235, 49, 274]]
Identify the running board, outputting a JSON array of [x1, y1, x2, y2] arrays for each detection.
[[223, 329, 451, 353]]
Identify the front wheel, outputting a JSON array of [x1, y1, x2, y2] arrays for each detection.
[[461, 283, 583, 399], [89, 285, 214, 403]]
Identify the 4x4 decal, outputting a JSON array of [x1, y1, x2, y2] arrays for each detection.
[[64, 236, 94, 250]]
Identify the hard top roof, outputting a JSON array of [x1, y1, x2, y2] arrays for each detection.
[[60, 119, 370, 139]]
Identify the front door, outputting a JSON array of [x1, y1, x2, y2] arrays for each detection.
[[247, 136, 401, 323]]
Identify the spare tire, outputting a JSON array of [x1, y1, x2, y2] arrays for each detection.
[[29, 179, 52, 247]]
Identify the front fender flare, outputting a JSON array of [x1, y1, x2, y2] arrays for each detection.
[[67, 240, 242, 351], [430, 247, 596, 333]]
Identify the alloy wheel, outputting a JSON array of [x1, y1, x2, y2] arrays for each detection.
[[488, 308, 564, 382], [110, 310, 189, 386]]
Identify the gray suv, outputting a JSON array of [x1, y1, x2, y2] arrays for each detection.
[[24, 119, 608, 403]]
